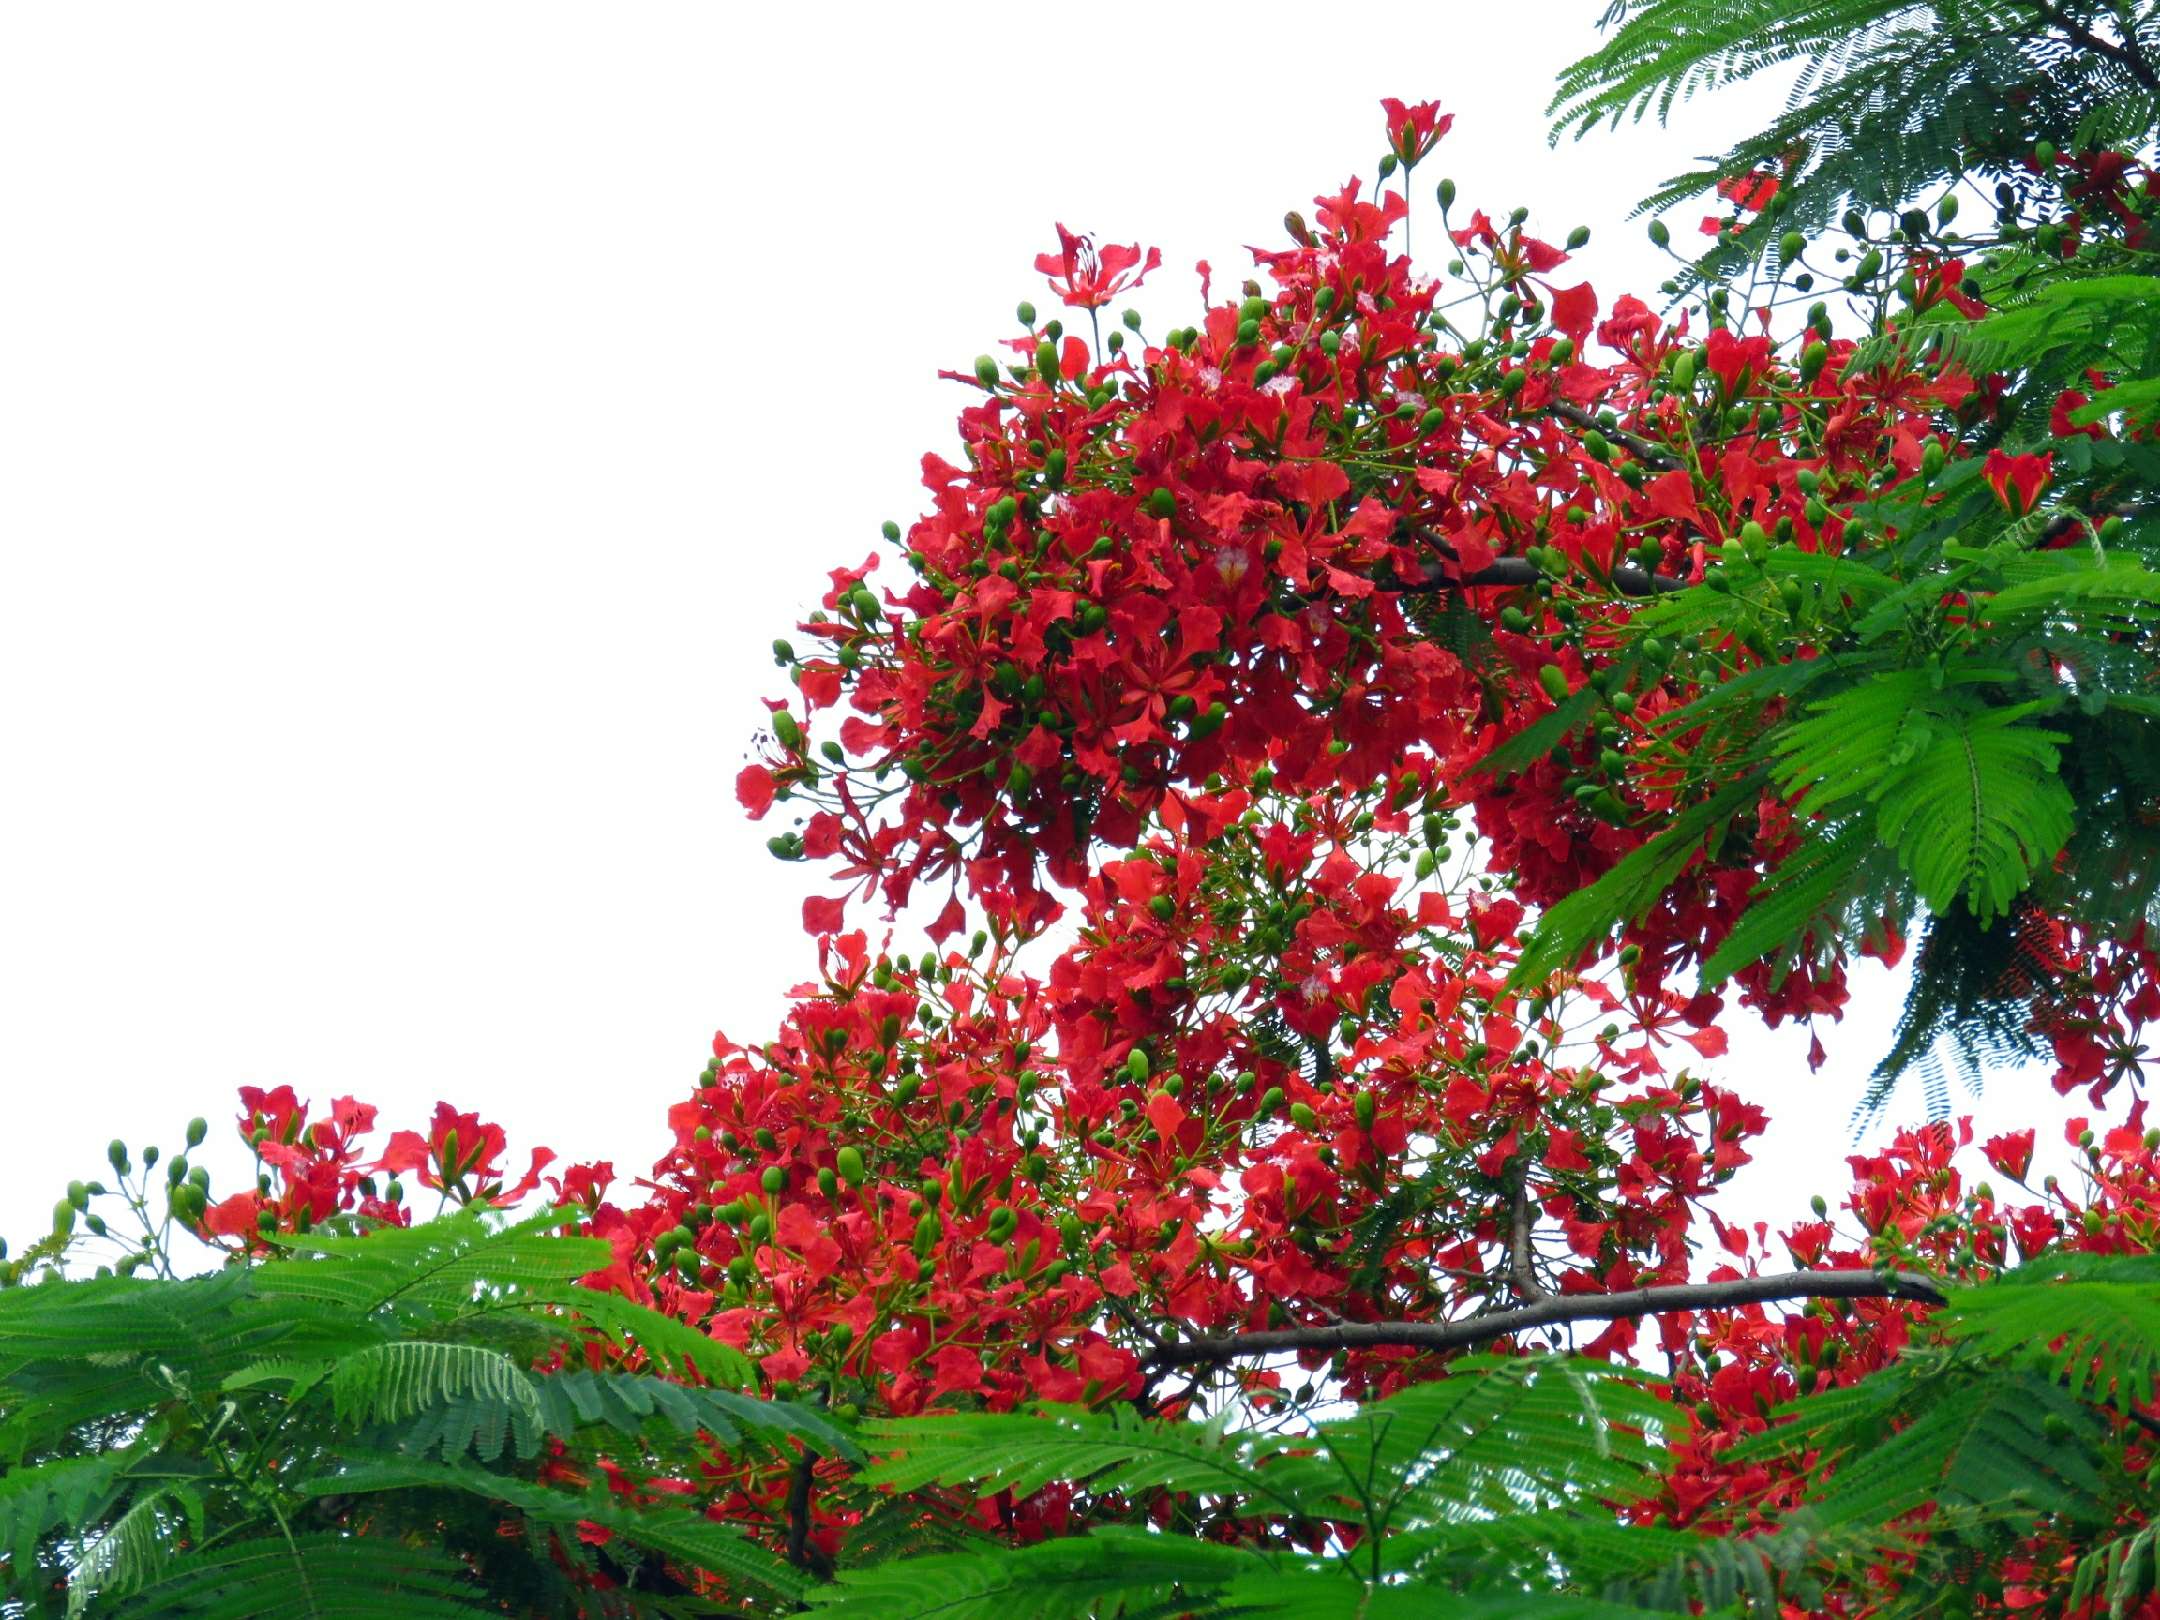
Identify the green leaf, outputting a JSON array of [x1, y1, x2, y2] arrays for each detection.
[[807, 1526, 1258, 1620], [1508, 780, 1757, 988], [1771, 672, 2072, 922]]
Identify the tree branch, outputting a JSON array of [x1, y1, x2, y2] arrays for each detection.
[[1393, 530, 1685, 598], [2026, 0, 2160, 92], [1545, 397, 1687, 472], [1507, 1176, 1550, 1304], [1143, 1268, 1946, 1368], [783, 1448, 831, 1582]]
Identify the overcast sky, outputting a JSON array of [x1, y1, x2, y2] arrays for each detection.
[[0, 2, 2087, 1256]]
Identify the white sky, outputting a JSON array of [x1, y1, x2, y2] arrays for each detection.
[[0, 2, 2085, 1256]]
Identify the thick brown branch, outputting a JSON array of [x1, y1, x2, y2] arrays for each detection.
[[1545, 397, 1687, 472], [1395, 528, 1685, 598], [1143, 1268, 1946, 1368]]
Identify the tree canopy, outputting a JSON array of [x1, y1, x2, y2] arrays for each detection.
[[9, 4, 2160, 1615]]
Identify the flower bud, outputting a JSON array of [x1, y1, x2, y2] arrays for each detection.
[[1647, 219, 1670, 248], [1016, 301, 1037, 326], [974, 354, 1000, 390], [186, 1118, 208, 1148]]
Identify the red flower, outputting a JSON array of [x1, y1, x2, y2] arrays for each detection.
[[1034, 225, 1160, 311], [1983, 449, 2053, 514], [1983, 1128, 2036, 1183], [1715, 171, 1780, 211], [1379, 97, 1452, 168], [376, 1102, 554, 1207], [736, 764, 776, 817]]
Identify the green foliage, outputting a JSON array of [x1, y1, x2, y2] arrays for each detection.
[[1772, 670, 2074, 922], [803, 1261, 2160, 1618], [0, 1209, 834, 1617], [816, 1358, 1694, 1616], [1729, 1254, 2160, 1610], [1552, 0, 2160, 270]]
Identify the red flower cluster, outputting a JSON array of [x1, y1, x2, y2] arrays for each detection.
[[196, 1086, 551, 1249], [601, 99, 2160, 1606]]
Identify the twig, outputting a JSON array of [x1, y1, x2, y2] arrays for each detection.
[[1142, 1268, 1947, 1368]]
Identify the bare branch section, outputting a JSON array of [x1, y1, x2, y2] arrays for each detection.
[[1144, 1268, 1947, 1368], [1395, 526, 1685, 598], [1545, 397, 1687, 472]]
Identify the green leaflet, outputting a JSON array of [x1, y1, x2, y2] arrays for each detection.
[[1508, 780, 1759, 989], [302, 1460, 810, 1605], [807, 1526, 1258, 1620], [1771, 670, 2072, 923], [1942, 1255, 2160, 1418], [1697, 821, 1877, 987], [102, 1535, 499, 1620], [1467, 685, 1598, 780]]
